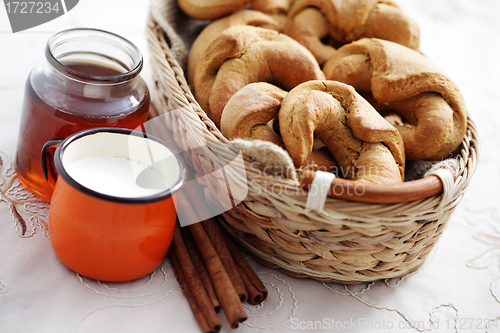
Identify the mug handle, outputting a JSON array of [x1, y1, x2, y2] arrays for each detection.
[[41, 138, 64, 188]]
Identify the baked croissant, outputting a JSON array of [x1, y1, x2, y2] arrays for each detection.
[[285, 0, 420, 66], [323, 38, 468, 161], [177, 0, 255, 20], [187, 10, 282, 85], [194, 25, 325, 128], [279, 80, 405, 184]]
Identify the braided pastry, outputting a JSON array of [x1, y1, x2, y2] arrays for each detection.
[[285, 0, 420, 66], [194, 25, 325, 128], [279, 80, 405, 184], [187, 10, 282, 84], [323, 38, 468, 161], [177, 0, 255, 20]]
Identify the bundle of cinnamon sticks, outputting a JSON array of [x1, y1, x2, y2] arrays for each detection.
[[170, 190, 268, 333]]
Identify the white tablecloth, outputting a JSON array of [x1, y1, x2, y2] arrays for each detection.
[[1, 1, 500, 332]]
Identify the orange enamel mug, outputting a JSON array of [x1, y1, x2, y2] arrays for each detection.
[[41, 127, 185, 282]]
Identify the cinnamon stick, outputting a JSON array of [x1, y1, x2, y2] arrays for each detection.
[[177, 168, 248, 303], [202, 218, 248, 303], [170, 253, 219, 333], [181, 227, 221, 312], [170, 226, 222, 332], [175, 190, 247, 328], [188, 222, 248, 329], [221, 231, 268, 305]]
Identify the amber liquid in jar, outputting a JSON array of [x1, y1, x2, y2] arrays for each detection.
[[16, 61, 150, 200]]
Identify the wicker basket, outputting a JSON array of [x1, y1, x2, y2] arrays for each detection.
[[145, 5, 480, 283]]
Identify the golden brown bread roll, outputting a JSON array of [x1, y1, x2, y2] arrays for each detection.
[[303, 147, 338, 173], [221, 82, 337, 169], [323, 38, 468, 161], [177, 0, 255, 20], [279, 80, 405, 184], [284, 0, 420, 66], [187, 10, 282, 85], [194, 25, 325, 128], [220, 82, 286, 142], [251, 0, 293, 29], [248, 125, 285, 148]]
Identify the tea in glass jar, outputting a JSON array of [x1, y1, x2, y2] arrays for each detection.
[[15, 28, 150, 200]]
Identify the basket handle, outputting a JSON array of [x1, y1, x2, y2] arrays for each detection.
[[299, 169, 457, 204]]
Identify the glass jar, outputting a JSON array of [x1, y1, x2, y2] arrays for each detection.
[[15, 28, 150, 201]]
